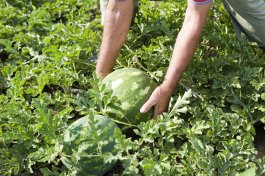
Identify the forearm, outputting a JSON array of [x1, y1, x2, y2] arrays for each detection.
[[162, 4, 211, 94], [163, 22, 202, 92], [96, 0, 134, 79]]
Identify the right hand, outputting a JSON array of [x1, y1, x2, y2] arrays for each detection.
[[140, 83, 173, 119]]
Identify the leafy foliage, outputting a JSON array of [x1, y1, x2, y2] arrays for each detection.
[[0, 0, 264, 175]]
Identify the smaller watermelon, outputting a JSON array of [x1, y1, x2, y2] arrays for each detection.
[[102, 67, 157, 130], [61, 115, 120, 176]]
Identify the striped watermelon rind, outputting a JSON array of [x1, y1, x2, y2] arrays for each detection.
[[102, 67, 157, 129], [61, 115, 120, 175]]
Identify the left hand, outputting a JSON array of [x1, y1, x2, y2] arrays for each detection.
[[140, 84, 173, 119]]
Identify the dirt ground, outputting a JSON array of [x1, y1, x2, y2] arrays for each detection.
[[254, 124, 265, 158]]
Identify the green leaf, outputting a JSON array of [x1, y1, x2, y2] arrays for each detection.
[[261, 93, 265, 100], [168, 89, 192, 117], [238, 167, 256, 176]]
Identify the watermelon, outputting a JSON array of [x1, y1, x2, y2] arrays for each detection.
[[61, 115, 120, 176], [102, 67, 157, 130]]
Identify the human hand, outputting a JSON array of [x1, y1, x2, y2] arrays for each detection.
[[140, 84, 173, 119]]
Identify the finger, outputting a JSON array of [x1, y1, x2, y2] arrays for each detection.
[[153, 101, 168, 119], [152, 104, 162, 120], [140, 96, 156, 113]]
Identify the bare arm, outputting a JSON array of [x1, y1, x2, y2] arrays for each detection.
[[162, 3, 212, 94], [96, 0, 134, 79], [141, 2, 212, 117]]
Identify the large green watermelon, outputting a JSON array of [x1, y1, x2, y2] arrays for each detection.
[[102, 67, 157, 129], [61, 115, 120, 176]]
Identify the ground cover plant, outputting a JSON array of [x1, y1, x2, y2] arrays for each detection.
[[0, 0, 265, 175]]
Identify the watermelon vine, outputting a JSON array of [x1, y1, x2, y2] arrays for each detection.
[[0, 0, 265, 175]]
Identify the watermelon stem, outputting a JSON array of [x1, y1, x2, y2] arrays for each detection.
[[111, 119, 138, 128]]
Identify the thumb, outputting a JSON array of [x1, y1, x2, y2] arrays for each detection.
[[140, 96, 156, 113]]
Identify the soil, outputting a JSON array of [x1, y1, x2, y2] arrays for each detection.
[[254, 123, 265, 158]]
